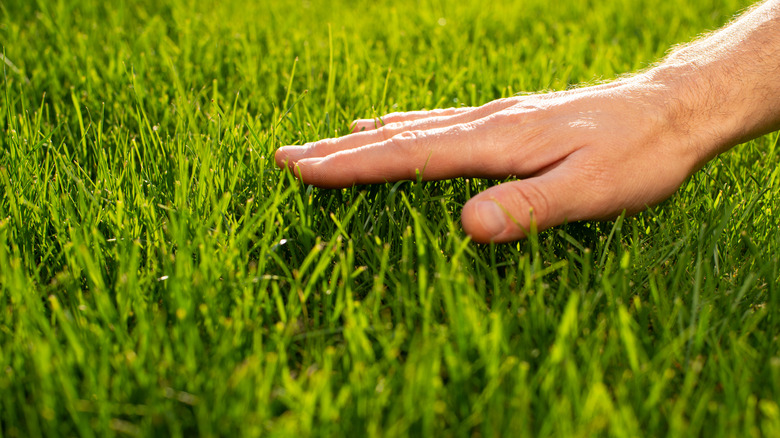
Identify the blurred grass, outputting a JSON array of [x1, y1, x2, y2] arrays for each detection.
[[1, 0, 779, 436]]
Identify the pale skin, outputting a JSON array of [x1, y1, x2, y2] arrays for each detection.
[[276, 0, 780, 243]]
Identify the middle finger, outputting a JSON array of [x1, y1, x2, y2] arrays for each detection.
[[275, 99, 519, 168]]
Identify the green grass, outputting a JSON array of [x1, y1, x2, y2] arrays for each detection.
[[2, 0, 780, 436]]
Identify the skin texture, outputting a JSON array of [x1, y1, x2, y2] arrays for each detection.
[[276, 0, 780, 243]]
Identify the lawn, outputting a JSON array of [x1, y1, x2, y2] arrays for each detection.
[[1, 0, 779, 436]]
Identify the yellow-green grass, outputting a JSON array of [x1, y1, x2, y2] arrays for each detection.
[[1, 0, 779, 436]]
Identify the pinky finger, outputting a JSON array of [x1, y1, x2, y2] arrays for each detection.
[[350, 107, 476, 133]]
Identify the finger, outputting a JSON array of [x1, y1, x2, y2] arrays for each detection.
[[350, 98, 523, 133], [461, 164, 595, 243], [293, 116, 563, 188], [350, 107, 476, 133], [291, 124, 485, 188], [276, 114, 475, 169], [275, 99, 520, 169]]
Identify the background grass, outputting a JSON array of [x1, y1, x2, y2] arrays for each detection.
[[2, 0, 780, 436]]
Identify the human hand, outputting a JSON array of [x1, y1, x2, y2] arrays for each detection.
[[275, 1, 780, 243], [273, 77, 718, 243], [275, 74, 721, 243]]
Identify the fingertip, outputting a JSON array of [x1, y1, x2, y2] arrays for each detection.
[[293, 156, 324, 182], [275, 145, 307, 169], [351, 119, 381, 133], [349, 121, 363, 133], [274, 147, 288, 168], [462, 199, 514, 244]]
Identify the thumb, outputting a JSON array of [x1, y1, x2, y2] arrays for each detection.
[[461, 170, 585, 243]]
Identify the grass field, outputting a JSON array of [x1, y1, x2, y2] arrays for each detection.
[[2, 0, 780, 436]]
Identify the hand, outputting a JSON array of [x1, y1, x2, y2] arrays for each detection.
[[275, 2, 780, 243], [275, 76, 708, 243]]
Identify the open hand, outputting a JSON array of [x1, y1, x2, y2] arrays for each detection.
[[276, 1, 780, 243], [275, 77, 705, 242], [274, 76, 713, 243]]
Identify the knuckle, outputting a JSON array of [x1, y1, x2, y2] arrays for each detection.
[[508, 182, 551, 226], [389, 130, 424, 154], [394, 129, 421, 143], [378, 122, 406, 141]]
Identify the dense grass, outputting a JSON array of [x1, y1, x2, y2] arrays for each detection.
[[2, 0, 780, 436]]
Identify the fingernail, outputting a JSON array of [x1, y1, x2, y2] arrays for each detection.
[[475, 201, 507, 237]]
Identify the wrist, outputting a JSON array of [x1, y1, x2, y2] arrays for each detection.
[[636, 62, 763, 167], [639, 0, 780, 163]]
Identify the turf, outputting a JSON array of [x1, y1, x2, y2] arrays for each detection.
[[1, 0, 779, 436]]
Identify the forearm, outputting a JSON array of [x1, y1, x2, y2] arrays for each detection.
[[644, 0, 780, 164]]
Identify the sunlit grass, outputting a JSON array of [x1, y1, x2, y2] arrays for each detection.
[[1, 0, 779, 436]]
